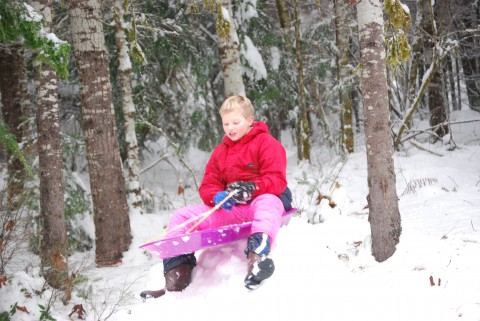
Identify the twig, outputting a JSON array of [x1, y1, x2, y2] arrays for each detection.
[[327, 157, 348, 192], [401, 119, 480, 143], [141, 120, 199, 189], [139, 153, 169, 175], [199, 24, 217, 42], [442, 221, 458, 239], [394, 42, 459, 148], [91, 274, 143, 321], [408, 140, 444, 157]]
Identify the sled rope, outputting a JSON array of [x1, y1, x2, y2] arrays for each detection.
[[185, 190, 237, 233], [144, 190, 237, 244], [162, 211, 210, 235]]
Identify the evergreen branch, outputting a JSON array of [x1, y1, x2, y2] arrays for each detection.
[[0, 124, 33, 176], [0, 1, 71, 78]]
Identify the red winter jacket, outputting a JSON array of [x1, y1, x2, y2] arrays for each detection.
[[199, 121, 288, 206]]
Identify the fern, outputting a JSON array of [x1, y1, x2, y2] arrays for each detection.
[[0, 124, 33, 176], [400, 178, 438, 196]]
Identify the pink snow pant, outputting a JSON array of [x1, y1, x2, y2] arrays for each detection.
[[167, 194, 285, 244]]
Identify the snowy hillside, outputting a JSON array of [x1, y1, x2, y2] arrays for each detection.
[[1, 110, 479, 321]]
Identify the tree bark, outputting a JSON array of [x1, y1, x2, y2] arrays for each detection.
[[68, 0, 131, 266], [114, 0, 143, 212], [293, 0, 311, 162], [0, 43, 29, 210], [420, 0, 448, 137], [217, 0, 246, 97], [29, 0, 69, 290], [274, 0, 292, 51], [357, 0, 402, 262], [335, 0, 355, 153], [458, 0, 480, 112]]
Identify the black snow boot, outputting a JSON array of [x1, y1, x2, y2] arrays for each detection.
[[244, 233, 275, 290], [244, 251, 275, 290]]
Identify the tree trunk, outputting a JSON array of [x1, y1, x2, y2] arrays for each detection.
[[274, 0, 292, 51], [293, 0, 311, 162], [446, 55, 459, 111], [68, 0, 131, 266], [29, 0, 69, 290], [0, 43, 29, 210], [335, 0, 355, 153], [454, 55, 463, 111], [357, 0, 402, 262], [420, 0, 448, 137], [407, 36, 422, 112], [459, 0, 480, 112], [114, 0, 143, 213], [217, 0, 246, 97]]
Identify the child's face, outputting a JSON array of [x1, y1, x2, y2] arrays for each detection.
[[221, 111, 254, 141]]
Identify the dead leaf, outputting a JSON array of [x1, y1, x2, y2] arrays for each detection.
[[177, 184, 185, 196], [0, 275, 7, 288], [68, 304, 85, 320], [5, 220, 15, 232], [16, 306, 30, 314], [51, 250, 64, 271]]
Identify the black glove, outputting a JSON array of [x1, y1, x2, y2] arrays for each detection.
[[227, 181, 256, 204]]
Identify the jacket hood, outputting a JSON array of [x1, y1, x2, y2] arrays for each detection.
[[222, 121, 269, 146]]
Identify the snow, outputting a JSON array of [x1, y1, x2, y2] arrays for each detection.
[[401, 3, 410, 14], [45, 32, 68, 46], [269, 46, 281, 71], [241, 36, 267, 81], [357, 0, 385, 29], [2, 110, 479, 321], [237, 0, 258, 21], [23, 3, 43, 23]]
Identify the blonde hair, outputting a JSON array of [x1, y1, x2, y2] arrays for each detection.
[[219, 96, 255, 118]]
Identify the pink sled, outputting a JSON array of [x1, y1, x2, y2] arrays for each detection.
[[140, 208, 297, 260]]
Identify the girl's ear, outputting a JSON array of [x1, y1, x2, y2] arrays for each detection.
[[247, 115, 254, 125]]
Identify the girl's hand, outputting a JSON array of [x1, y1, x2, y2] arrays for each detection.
[[213, 191, 236, 210], [227, 181, 256, 204]]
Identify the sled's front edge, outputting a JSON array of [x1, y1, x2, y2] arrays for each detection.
[[140, 208, 297, 260]]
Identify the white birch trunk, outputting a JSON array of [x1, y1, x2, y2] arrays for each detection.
[[114, 0, 143, 212], [357, 0, 402, 262], [217, 0, 246, 97]]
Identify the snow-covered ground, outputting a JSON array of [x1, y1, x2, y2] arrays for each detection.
[[1, 110, 479, 321]]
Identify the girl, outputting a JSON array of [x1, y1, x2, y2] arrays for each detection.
[[141, 96, 292, 298]]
